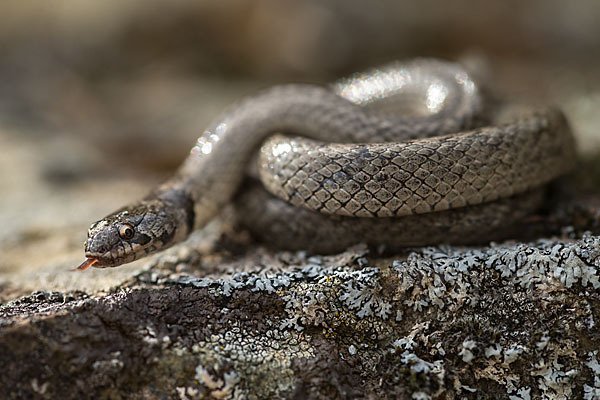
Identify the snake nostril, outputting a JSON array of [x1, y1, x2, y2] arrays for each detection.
[[85, 238, 110, 255]]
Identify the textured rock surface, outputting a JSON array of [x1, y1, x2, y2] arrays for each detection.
[[1, 231, 600, 399]]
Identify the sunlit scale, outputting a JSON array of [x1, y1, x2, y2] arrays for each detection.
[[335, 63, 479, 123], [455, 71, 476, 95], [201, 142, 212, 154], [425, 81, 449, 112], [215, 122, 227, 136], [272, 142, 292, 157], [337, 69, 410, 105], [191, 129, 223, 156]]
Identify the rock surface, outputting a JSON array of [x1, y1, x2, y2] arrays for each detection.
[[1, 229, 600, 399]]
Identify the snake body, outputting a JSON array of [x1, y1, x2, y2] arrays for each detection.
[[80, 59, 576, 269]]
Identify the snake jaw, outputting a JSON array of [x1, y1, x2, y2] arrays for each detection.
[[74, 258, 98, 271]]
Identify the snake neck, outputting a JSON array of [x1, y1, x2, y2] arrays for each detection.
[[163, 85, 370, 230]]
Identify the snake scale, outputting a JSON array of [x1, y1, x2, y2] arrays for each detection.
[[78, 59, 576, 269]]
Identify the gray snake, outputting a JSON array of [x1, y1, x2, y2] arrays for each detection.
[[78, 59, 576, 269]]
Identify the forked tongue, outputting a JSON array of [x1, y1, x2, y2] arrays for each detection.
[[73, 258, 98, 271]]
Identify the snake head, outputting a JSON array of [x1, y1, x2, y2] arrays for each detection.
[[78, 192, 195, 269]]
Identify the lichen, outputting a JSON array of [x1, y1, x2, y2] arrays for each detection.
[[2, 232, 600, 398], [146, 232, 600, 398]]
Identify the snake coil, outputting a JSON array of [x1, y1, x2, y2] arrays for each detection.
[[79, 59, 575, 269]]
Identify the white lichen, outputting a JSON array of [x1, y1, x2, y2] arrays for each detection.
[[458, 340, 477, 364], [532, 358, 578, 400], [584, 351, 600, 400], [30, 379, 48, 395], [584, 382, 600, 400], [503, 345, 526, 366], [536, 333, 550, 351], [508, 387, 531, 400], [411, 391, 432, 400], [587, 351, 600, 375], [484, 343, 502, 359], [400, 351, 444, 377]]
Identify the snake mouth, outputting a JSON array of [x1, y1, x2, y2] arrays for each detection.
[[76, 249, 116, 270], [80, 249, 137, 269]]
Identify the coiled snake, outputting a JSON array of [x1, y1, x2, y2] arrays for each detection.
[[78, 59, 576, 269]]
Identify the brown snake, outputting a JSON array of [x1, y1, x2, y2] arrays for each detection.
[[78, 59, 576, 269]]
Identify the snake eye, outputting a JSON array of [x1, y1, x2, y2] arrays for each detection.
[[119, 224, 135, 240]]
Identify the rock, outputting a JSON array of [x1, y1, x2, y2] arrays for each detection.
[[1, 230, 599, 399]]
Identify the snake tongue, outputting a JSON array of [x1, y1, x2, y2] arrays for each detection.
[[73, 258, 99, 271]]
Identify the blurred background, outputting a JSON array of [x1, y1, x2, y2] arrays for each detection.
[[2, 0, 600, 295]]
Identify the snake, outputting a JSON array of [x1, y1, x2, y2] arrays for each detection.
[[77, 58, 576, 270]]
